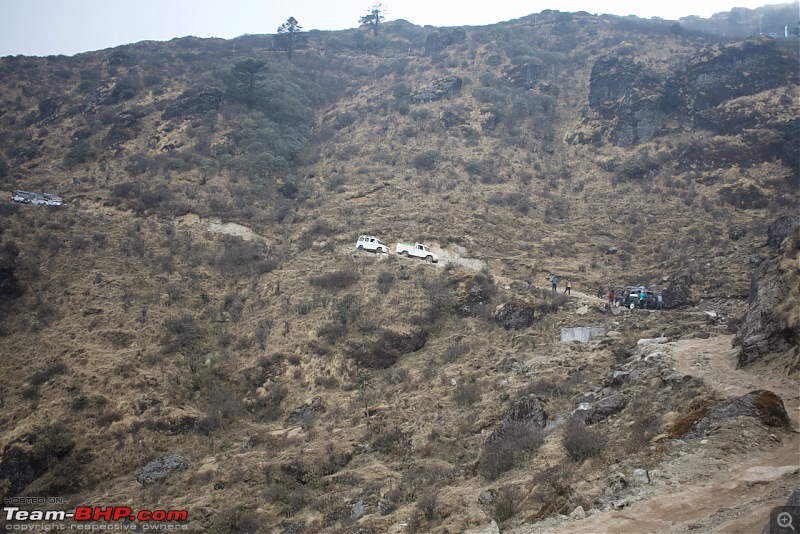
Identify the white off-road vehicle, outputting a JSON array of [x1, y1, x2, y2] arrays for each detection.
[[11, 190, 63, 206], [41, 193, 64, 206], [356, 235, 389, 253], [11, 190, 36, 203], [395, 242, 438, 263]]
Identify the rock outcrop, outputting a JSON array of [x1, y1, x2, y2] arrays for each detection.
[[734, 220, 800, 371], [161, 87, 223, 120], [425, 28, 466, 54], [494, 300, 536, 330], [102, 110, 146, 149], [664, 38, 798, 116], [411, 76, 463, 103], [137, 454, 189, 485], [588, 56, 663, 146], [767, 216, 800, 251], [687, 390, 790, 437], [507, 62, 544, 90]]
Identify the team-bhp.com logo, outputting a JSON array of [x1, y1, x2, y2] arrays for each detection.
[[3, 504, 188, 530]]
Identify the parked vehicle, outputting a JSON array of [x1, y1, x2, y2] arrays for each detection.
[[41, 193, 64, 206], [11, 190, 36, 203], [616, 286, 657, 309], [356, 235, 388, 253], [11, 190, 63, 206], [395, 242, 438, 263]]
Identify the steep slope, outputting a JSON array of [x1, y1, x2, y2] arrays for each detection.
[[0, 9, 797, 533]]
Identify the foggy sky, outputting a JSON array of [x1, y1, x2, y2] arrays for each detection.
[[0, 0, 783, 57]]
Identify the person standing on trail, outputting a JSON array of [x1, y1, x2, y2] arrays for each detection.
[[609, 289, 615, 304], [565, 279, 572, 295], [639, 290, 646, 308], [657, 291, 663, 311], [552, 276, 558, 292]]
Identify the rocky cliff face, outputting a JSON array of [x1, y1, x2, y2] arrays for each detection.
[[586, 38, 798, 150], [734, 217, 800, 372], [588, 56, 664, 147], [664, 39, 797, 115]]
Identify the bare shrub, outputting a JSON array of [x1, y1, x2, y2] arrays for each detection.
[[370, 421, 409, 456], [310, 269, 360, 290], [525, 376, 567, 397], [532, 463, 573, 506], [627, 414, 662, 452], [442, 341, 471, 363], [453, 381, 483, 406], [377, 271, 396, 293], [562, 416, 606, 461], [162, 315, 199, 354], [493, 485, 522, 522], [479, 422, 544, 480], [417, 488, 438, 520], [96, 409, 124, 427], [29, 362, 68, 386]]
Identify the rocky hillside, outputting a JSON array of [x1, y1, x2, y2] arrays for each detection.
[[0, 7, 797, 533]]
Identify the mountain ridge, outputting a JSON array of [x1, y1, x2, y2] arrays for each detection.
[[0, 6, 797, 532]]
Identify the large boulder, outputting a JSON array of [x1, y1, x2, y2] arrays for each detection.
[[494, 300, 535, 330], [137, 455, 189, 485], [662, 275, 694, 309], [488, 395, 548, 442], [688, 390, 790, 437], [767, 216, 800, 251], [411, 76, 463, 103], [507, 62, 544, 90]]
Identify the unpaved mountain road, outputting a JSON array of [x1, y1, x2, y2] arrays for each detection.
[[533, 334, 800, 534]]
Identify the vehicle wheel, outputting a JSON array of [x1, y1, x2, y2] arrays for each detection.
[[401, 251, 408, 256], [425, 256, 433, 263], [629, 302, 635, 310], [358, 245, 363, 250]]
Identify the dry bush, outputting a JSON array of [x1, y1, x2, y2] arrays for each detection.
[[417, 488, 438, 520], [453, 381, 483, 406], [95, 409, 124, 428], [370, 421, 409, 456], [310, 268, 360, 290], [442, 341, 471, 363], [493, 485, 522, 523], [479, 422, 545, 480], [29, 361, 68, 386], [377, 270, 396, 293], [524, 376, 568, 398], [627, 413, 662, 452], [562, 417, 606, 461]]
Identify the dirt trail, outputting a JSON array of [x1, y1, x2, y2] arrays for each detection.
[[550, 335, 800, 534]]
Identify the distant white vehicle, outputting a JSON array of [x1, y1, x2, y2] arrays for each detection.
[[395, 242, 438, 263], [356, 235, 389, 253], [41, 193, 64, 206], [11, 190, 63, 206], [12, 190, 36, 203]]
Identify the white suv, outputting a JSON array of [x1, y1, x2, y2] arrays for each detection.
[[356, 235, 389, 253]]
